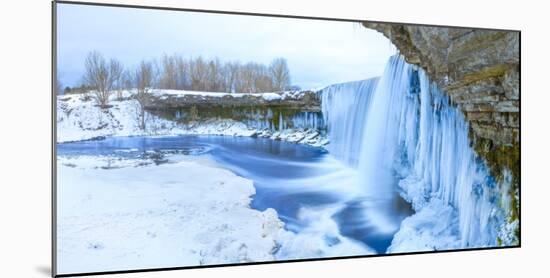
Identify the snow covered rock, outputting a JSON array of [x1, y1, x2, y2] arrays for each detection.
[[387, 200, 461, 253]]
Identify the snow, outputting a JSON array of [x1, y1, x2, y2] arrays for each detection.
[[498, 219, 519, 246], [275, 205, 375, 259], [57, 154, 288, 274], [266, 128, 328, 147], [280, 90, 308, 100], [57, 152, 375, 274], [387, 199, 461, 253], [151, 89, 283, 101], [153, 89, 234, 97], [259, 92, 282, 101], [185, 119, 258, 137], [56, 92, 326, 146]]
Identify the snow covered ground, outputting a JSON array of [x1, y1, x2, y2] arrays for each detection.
[[57, 154, 287, 274], [56, 91, 327, 146], [56, 153, 373, 274]]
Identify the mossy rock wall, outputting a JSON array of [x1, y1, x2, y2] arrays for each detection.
[[149, 105, 326, 132]]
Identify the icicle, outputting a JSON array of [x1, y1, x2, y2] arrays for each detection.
[[320, 55, 504, 248]]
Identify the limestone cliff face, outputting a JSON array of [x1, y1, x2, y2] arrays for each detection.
[[363, 22, 520, 237], [363, 23, 519, 146]]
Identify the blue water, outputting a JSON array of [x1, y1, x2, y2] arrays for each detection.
[[58, 135, 412, 253]]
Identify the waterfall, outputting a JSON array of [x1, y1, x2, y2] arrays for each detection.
[[321, 79, 378, 166], [320, 56, 504, 248]]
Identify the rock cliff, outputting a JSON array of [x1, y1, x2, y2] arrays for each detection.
[[363, 22, 520, 239], [363, 23, 519, 144], [144, 90, 321, 111]]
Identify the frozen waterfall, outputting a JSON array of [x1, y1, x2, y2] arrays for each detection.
[[320, 56, 504, 249]]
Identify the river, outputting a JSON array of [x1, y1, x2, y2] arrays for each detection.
[[57, 135, 413, 254]]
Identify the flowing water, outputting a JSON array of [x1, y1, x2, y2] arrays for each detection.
[[58, 135, 412, 254]]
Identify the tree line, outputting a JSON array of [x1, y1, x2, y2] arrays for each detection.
[[65, 51, 294, 109], [155, 54, 292, 93]]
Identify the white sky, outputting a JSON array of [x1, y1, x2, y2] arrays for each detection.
[[56, 3, 396, 89]]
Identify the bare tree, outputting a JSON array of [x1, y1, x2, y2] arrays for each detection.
[[159, 54, 178, 89], [175, 56, 190, 90], [110, 59, 124, 100], [83, 51, 121, 108], [269, 58, 291, 91], [134, 61, 154, 130], [255, 63, 274, 92], [234, 62, 276, 93], [224, 61, 240, 93], [190, 57, 209, 91], [205, 58, 226, 92], [237, 63, 255, 93], [122, 70, 133, 94]]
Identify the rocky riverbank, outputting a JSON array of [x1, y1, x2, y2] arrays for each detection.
[[56, 91, 328, 147]]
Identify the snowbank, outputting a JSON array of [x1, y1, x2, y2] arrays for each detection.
[[57, 155, 287, 274], [387, 199, 461, 253]]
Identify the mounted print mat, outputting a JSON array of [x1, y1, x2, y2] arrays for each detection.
[[53, 1, 520, 276]]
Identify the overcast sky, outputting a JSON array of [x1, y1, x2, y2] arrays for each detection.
[[56, 3, 396, 89]]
